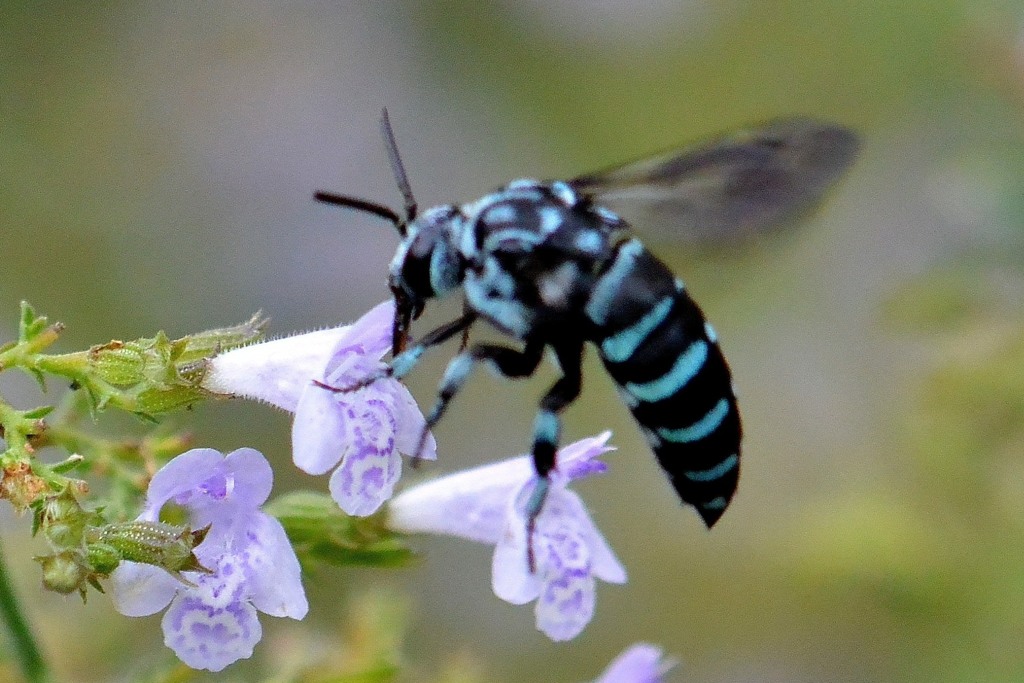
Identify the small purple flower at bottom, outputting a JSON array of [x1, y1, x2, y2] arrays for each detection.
[[203, 300, 436, 516], [590, 643, 674, 683], [111, 448, 307, 672], [388, 432, 625, 641]]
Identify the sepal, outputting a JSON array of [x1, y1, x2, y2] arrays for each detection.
[[265, 491, 416, 569], [38, 314, 267, 417], [87, 521, 212, 578]]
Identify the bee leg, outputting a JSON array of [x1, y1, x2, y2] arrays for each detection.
[[390, 311, 478, 380], [525, 339, 583, 573], [316, 311, 477, 393], [458, 300, 473, 352], [413, 339, 545, 465]]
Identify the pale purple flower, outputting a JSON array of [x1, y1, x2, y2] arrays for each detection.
[[590, 643, 674, 683], [388, 432, 626, 641], [110, 448, 307, 672], [202, 300, 436, 516]]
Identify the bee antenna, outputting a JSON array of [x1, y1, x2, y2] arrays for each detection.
[[312, 191, 407, 237], [380, 108, 418, 222]]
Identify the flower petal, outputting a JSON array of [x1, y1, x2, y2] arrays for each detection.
[[549, 489, 627, 585], [203, 327, 351, 412], [329, 443, 402, 516], [167, 449, 274, 529], [242, 513, 308, 619], [144, 448, 225, 514], [292, 382, 349, 475], [162, 592, 262, 672], [534, 567, 595, 641], [388, 434, 624, 643], [389, 456, 535, 543], [556, 431, 614, 483], [492, 531, 541, 604], [531, 502, 597, 641], [392, 383, 437, 461], [222, 447, 274, 509], [592, 643, 670, 683], [491, 486, 542, 604], [110, 562, 179, 617], [330, 299, 394, 362]]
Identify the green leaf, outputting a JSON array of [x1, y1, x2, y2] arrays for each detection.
[[21, 406, 53, 420], [18, 301, 45, 342]]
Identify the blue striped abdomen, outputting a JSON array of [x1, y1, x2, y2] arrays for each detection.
[[588, 240, 742, 526]]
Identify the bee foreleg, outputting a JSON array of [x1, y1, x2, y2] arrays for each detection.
[[387, 311, 477, 380]]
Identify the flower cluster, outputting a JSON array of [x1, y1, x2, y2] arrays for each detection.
[[203, 300, 435, 516], [111, 448, 306, 671], [115, 301, 644, 672], [389, 432, 625, 641]]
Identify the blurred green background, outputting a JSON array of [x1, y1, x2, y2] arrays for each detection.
[[3, 1, 1024, 681]]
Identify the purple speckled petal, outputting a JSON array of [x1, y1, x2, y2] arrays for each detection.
[[592, 643, 670, 683], [532, 511, 596, 641], [388, 434, 623, 643], [110, 562, 179, 617], [243, 513, 309, 619], [161, 590, 262, 672], [292, 382, 349, 475], [329, 299, 394, 363], [324, 390, 400, 515], [113, 447, 308, 672], [555, 431, 614, 483], [163, 551, 248, 614], [493, 481, 617, 640], [328, 439, 402, 517], [544, 488, 627, 586]]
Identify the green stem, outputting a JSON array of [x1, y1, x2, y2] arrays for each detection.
[[0, 538, 50, 683]]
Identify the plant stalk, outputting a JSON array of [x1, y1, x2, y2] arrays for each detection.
[[0, 538, 50, 683]]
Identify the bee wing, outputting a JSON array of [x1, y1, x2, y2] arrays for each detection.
[[569, 118, 859, 244]]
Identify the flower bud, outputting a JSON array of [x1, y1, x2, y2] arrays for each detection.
[[86, 542, 121, 575], [45, 315, 267, 417], [88, 521, 211, 574], [37, 551, 87, 595], [36, 487, 91, 548]]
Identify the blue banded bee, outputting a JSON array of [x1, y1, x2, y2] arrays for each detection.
[[316, 111, 857, 538]]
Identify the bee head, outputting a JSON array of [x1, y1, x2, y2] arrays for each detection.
[[390, 203, 464, 299]]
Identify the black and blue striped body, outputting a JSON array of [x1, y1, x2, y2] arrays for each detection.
[[585, 238, 741, 525], [396, 179, 742, 526]]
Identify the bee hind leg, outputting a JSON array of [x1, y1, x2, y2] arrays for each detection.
[[411, 338, 545, 465]]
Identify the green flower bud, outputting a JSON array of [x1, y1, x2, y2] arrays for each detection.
[[88, 521, 211, 575], [38, 314, 267, 417], [36, 487, 91, 548], [37, 551, 86, 595], [86, 542, 121, 575]]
